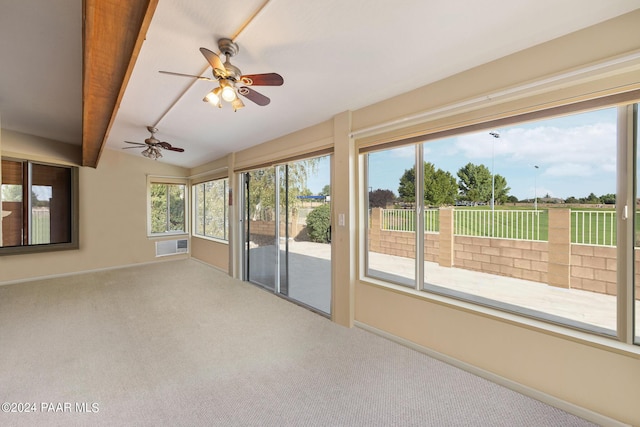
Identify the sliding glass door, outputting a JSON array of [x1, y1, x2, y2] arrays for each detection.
[[245, 167, 278, 291], [243, 155, 332, 314]]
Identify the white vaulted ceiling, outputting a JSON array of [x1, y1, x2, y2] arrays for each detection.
[[1, 0, 639, 168]]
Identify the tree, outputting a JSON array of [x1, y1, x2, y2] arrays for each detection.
[[247, 159, 319, 220], [369, 189, 395, 208], [426, 166, 458, 206], [397, 162, 458, 206], [565, 196, 579, 204], [247, 168, 276, 221], [600, 193, 616, 204], [493, 175, 511, 205], [506, 195, 519, 203], [32, 189, 49, 208], [1, 184, 22, 202], [457, 163, 491, 203], [150, 183, 185, 233], [196, 180, 227, 238], [319, 185, 331, 196], [457, 162, 510, 205], [580, 192, 601, 204], [398, 167, 417, 203]]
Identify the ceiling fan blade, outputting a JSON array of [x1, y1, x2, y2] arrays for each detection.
[[159, 70, 215, 81], [199, 47, 226, 77], [122, 146, 147, 149], [240, 73, 284, 86], [238, 86, 270, 106], [165, 146, 185, 152], [124, 141, 146, 146], [157, 142, 184, 152]]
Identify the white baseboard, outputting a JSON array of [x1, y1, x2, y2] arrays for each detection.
[[355, 321, 628, 427]]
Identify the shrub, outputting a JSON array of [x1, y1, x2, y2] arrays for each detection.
[[306, 203, 331, 243]]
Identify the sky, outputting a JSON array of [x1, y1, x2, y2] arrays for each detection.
[[306, 156, 331, 194], [366, 107, 621, 201]]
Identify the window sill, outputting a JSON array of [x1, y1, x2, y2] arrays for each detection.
[[148, 232, 188, 238], [0, 241, 79, 256]]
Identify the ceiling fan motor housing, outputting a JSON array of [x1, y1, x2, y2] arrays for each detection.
[[145, 126, 159, 144], [218, 38, 239, 58]]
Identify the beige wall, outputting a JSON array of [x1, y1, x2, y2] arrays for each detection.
[[1, 129, 82, 165], [190, 237, 228, 271], [233, 120, 333, 171], [0, 133, 190, 283]]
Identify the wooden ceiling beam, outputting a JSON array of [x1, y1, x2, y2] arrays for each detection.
[[82, 0, 158, 168]]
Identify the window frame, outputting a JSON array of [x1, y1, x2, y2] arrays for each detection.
[[147, 176, 188, 237], [359, 92, 640, 345], [192, 177, 229, 242], [0, 158, 79, 256]]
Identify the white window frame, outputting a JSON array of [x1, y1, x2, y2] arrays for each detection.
[[147, 176, 189, 237], [359, 95, 640, 346], [192, 178, 229, 243]]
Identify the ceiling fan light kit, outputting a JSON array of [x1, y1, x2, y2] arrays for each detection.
[[204, 87, 222, 107], [161, 37, 284, 112], [142, 146, 162, 160]]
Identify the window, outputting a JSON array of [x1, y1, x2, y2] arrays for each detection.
[[365, 146, 416, 288], [1, 159, 78, 254], [362, 99, 639, 342], [193, 178, 228, 241], [149, 182, 186, 235]]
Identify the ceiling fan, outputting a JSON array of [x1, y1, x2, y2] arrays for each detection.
[[123, 126, 184, 160], [160, 38, 284, 111]]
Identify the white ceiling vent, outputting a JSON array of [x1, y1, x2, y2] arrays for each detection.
[[156, 239, 189, 257]]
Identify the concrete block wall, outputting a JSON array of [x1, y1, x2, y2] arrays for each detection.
[[368, 208, 438, 262], [454, 236, 548, 283], [248, 217, 303, 244], [368, 207, 640, 299], [571, 245, 617, 295]]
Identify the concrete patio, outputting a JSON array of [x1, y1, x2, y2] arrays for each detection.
[[280, 241, 640, 339]]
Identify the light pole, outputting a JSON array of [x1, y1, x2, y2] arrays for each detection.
[[489, 131, 500, 237], [489, 132, 500, 212], [534, 165, 539, 211]]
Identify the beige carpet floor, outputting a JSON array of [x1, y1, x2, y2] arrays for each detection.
[[0, 259, 597, 426]]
